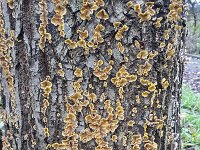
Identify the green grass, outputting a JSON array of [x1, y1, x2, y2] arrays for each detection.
[[181, 85, 200, 150]]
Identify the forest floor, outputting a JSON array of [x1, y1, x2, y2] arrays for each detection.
[[183, 56, 200, 94]]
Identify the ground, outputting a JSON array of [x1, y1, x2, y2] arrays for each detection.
[[183, 56, 200, 94]]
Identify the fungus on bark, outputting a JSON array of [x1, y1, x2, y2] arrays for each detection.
[[51, 0, 67, 36], [96, 9, 109, 20], [39, 0, 52, 51]]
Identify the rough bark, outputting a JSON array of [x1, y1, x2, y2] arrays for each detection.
[[0, 0, 186, 150]]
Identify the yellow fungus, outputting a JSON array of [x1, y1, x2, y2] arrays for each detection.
[[127, 75, 137, 82], [117, 42, 125, 53], [107, 49, 113, 55], [111, 135, 118, 142], [126, 1, 133, 8], [74, 68, 83, 77], [88, 93, 97, 102], [134, 40, 141, 49], [113, 22, 121, 28], [138, 11, 151, 22], [148, 83, 156, 92], [161, 78, 169, 89], [134, 4, 141, 13], [142, 91, 150, 97], [65, 39, 77, 49], [77, 29, 89, 40], [96, 9, 109, 20], [159, 42, 165, 48], [137, 50, 148, 59], [127, 120, 135, 126], [57, 69, 65, 77], [95, 0, 105, 7]]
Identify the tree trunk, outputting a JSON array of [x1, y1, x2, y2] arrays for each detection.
[[0, 0, 186, 150]]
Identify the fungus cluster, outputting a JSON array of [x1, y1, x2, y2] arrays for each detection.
[[65, 24, 105, 53], [164, 29, 170, 40], [80, 1, 98, 20], [80, 111, 118, 149], [166, 43, 175, 60], [161, 78, 169, 89], [79, 128, 93, 143], [127, 120, 135, 127], [80, 0, 106, 21], [62, 113, 78, 137], [76, 29, 90, 52], [137, 61, 152, 76], [115, 24, 129, 41], [167, 0, 183, 22], [144, 142, 158, 150], [155, 17, 163, 28], [111, 65, 137, 99], [6, 0, 14, 9], [40, 76, 52, 137], [104, 100, 113, 114], [52, 135, 78, 149], [133, 2, 155, 22], [96, 9, 109, 20], [117, 42, 125, 54], [143, 122, 149, 143], [111, 135, 118, 142], [64, 39, 77, 49], [0, 10, 16, 149], [52, 67, 85, 149], [93, 59, 113, 80], [115, 100, 124, 120], [130, 134, 142, 150], [39, 0, 52, 51], [0, 7, 16, 126], [78, 94, 119, 149], [137, 50, 148, 59], [148, 51, 158, 60], [95, 138, 112, 150], [74, 67, 83, 78], [94, 24, 105, 45], [57, 63, 65, 77], [126, 1, 133, 8], [51, 0, 67, 37]]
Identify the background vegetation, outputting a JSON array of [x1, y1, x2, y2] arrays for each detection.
[[181, 85, 200, 150]]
